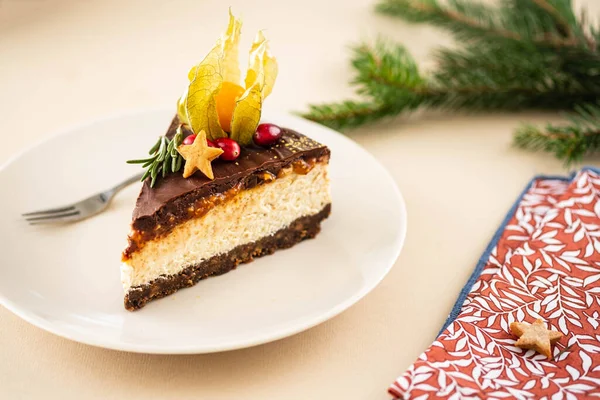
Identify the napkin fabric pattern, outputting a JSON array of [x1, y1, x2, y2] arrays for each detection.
[[390, 168, 600, 399]]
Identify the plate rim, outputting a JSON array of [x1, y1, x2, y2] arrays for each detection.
[[0, 109, 407, 354]]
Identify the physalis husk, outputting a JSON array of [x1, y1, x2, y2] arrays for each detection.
[[178, 10, 278, 146], [185, 39, 227, 141], [176, 89, 190, 126]]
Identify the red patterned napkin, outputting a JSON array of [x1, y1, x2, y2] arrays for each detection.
[[390, 168, 600, 399]]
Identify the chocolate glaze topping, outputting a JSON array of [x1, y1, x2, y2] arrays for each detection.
[[132, 118, 329, 221]]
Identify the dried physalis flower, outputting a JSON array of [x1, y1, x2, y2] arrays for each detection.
[[177, 130, 223, 179], [510, 319, 563, 359], [184, 37, 228, 142], [177, 10, 278, 146], [230, 31, 278, 145]]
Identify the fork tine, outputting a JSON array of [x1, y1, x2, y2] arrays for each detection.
[[22, 205, 76, 217], [25, 210, 81, 223]]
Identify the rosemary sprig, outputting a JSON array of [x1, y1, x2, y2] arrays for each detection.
[[127, 126, 185, 187]]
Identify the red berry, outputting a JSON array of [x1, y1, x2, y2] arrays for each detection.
[[253, 123, 282, 146], [182, 134, 196, 145], [183, 135, 218, 149], [214, 138, 240, 161]]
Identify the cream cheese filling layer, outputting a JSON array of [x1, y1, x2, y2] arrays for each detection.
[[121, 162, 331, 291]]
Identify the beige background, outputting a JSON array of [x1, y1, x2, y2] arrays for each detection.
[[1, 0, 598, 398]]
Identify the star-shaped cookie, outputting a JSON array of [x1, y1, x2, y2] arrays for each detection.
[[510, 319, 563, 359], [177, 130, 223, 179]]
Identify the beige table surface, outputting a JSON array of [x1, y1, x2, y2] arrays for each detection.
[[1, 0, 599, 398]]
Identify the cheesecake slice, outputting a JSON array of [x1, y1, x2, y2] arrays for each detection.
[[121, 118, 331, 310]]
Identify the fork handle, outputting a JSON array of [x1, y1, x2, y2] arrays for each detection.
[[111, 172, 145, 194]]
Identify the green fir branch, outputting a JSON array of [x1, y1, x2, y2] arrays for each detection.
[[376, 0, 515, 42], [514, 102, 600, 164], [304, 39, 600, 129], [375, 0, 581, 47], [302, 101, 396, 131], [351, 41, 426, 102], [301, 0, 600, 163]]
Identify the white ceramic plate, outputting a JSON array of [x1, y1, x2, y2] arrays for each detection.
[[0, 110, 406, 354]]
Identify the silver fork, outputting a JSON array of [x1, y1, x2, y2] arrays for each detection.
[[22, 172, 144, 225]]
